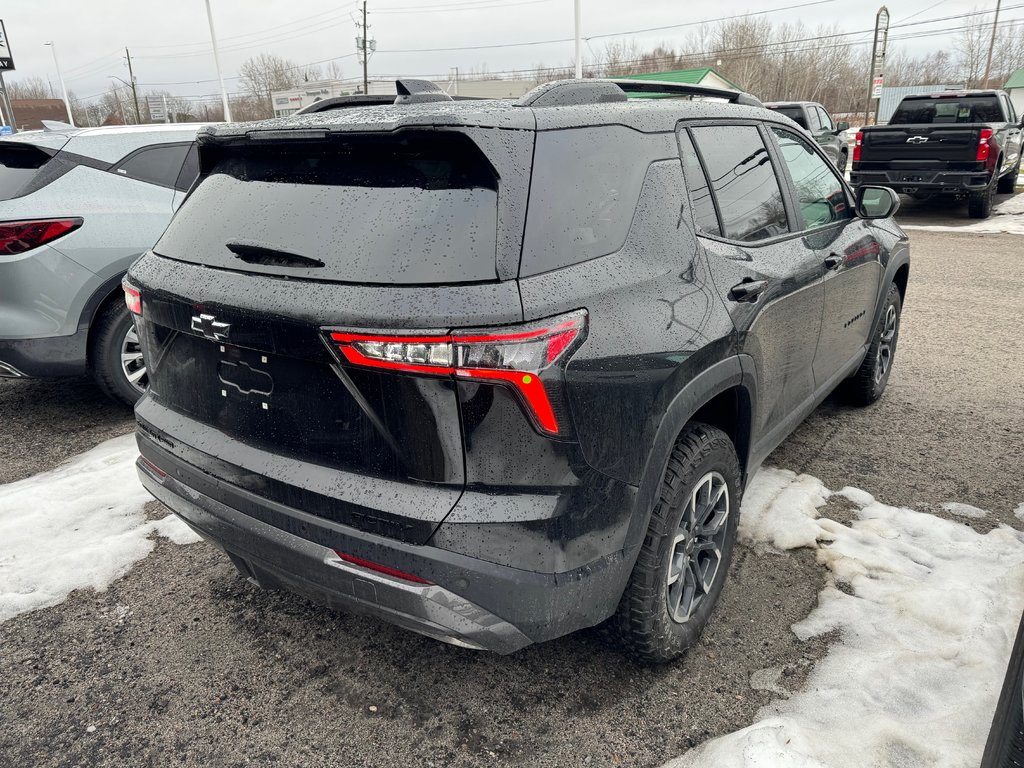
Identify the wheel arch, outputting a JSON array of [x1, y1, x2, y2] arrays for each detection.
[[77, 271, 128, 359]]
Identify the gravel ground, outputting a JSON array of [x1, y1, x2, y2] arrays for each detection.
[[1, 227, 1022, 767]]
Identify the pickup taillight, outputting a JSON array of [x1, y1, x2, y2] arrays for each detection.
[[976, 128, 994, 162], [853, 131, 863, 162]]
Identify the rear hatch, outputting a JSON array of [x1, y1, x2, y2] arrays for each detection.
[[131, 127, 530, 544]]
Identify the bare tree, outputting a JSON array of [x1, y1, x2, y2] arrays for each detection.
[[239, 53, 302, 113], [7, 75, 53, 100]]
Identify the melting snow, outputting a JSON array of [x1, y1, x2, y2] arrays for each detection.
[[941, 501, 989, 519], [0, 434, 200, 623], [666, 468, 1024, 768], [902, 192, 1024, 235]]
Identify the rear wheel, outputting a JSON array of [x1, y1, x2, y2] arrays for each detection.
[[836, 149, 848, 174], [969, 174, 997, 218], [609, 423, 741, 663], [997, 159, 1020, 194], [841, 282, 901, 407], [90, 300, 147, 407]]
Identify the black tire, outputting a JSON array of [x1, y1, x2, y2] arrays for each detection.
[[997, 159, 1020, 194], [836, 149, 848, 174], [969, 174, 997, 218], [841, 282, 901, 407], [609, 423, 741, 663], [89, 300, 147, 407]]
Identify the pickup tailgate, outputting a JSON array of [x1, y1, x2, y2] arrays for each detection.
[[859, 125, 982, 170]]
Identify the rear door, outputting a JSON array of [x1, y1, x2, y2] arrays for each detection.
[[766, 125, 882, 384], [680, 123, 824, 452]]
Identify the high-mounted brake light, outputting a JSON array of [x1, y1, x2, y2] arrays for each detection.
[[0, 218, 83, 256], [328, 310, 587, 435], [334, 552, 432, 584], [976, 128, 993, 162], [853, 131, 863, 163], [123, 279, 142, 315]]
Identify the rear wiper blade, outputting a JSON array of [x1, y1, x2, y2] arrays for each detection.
[[226, 242, 325, 269]]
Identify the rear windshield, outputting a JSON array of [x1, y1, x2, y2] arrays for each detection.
[[768, 106, 808, 129], [0, 144, 52, 201], [156, 132, 499, 285], [890, 96, 1003, 124]]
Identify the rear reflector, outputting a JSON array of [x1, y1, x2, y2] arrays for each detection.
[[328, 310, 587, 435], [853, 131, 863, 163], [335, 552, 432, 584], [123, 279, 142, 315], [976, 128, 993, 162], [0, 217, 82, 256], [137, 455, 167, 479]]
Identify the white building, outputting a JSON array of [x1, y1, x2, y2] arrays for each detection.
[[1006, 69, 1024, 119]]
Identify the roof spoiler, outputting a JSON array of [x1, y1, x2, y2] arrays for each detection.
[[610, 79, 763, 107], [515, 78, 762, 108]]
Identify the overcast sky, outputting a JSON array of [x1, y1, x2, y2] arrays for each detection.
[[3, 0, 1006, 105]]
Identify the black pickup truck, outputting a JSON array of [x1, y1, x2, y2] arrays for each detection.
[[850, 90, 1023, 217]]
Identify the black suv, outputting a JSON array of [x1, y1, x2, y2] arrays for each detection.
[[127, 79, 910, 662]]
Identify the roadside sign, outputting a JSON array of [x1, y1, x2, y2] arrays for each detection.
[[0, 126, 11, 135], [147, 95, 166, 122], [0, 20, 14, 71], [871, 76, 884, 98]]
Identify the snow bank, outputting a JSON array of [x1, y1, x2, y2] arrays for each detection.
[[0, 434, 200, 623], [903, 193, 1024, 235], [666, 468, 1024, 768]]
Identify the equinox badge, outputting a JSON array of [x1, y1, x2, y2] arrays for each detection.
[[191, 313, 231, 342]]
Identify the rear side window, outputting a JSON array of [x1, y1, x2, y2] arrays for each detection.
[[521, 126, 651, 275], [0, 144, 52, 201], [770, 106, 809, 130], [691, 125, 789, 243], [157, 132, 499, 285], [678, 130, 721, 236], [770, 127, 851, 229], [891, 96, 1003, 124], [114, 143, 191, 188]]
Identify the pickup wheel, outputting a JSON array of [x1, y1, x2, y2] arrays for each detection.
[[608, 423, 741, 663], [842, 282, 901, 407], [836, 149, 848, 174], [997, 159, 1020, 194], [968, 174, 997, 218]]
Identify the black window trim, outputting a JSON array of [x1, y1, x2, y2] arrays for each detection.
[[110, 141, 193, 190], [764, 123, 855, 235], [677, 118, 805, 248]]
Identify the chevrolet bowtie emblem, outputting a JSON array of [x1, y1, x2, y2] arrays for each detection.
[[906, 136, 929, 144], [191, 313, 231, 342]]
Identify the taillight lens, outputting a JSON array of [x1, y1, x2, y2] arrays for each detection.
[[334, 552, 432, 584], [976, 128, 993, 161], [123, 278, 141, 315], [0, 217, 82, 256], [328, 310, 587, 435], [853, 131, 863, 163]]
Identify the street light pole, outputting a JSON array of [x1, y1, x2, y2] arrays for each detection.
[[125, 48, 142, 124], [44, 41, 75, 126], [982, 0, 1002, 89], [203, 0, 232, 121], [574, 0, 582, 78]]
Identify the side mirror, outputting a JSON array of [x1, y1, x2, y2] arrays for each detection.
[[836, 121, 850, 132], [856, 186, 900, 219]]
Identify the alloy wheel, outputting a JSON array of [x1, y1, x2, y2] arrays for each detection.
[[874, 304, 898, 384], [666, 471, 730, 623], [121, 324, 148, 393]]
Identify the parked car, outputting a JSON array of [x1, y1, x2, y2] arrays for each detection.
[[980, 608, 1024, 766], [850, 89, 1023, 218], [764, 101, 851, 171], [0, 122, 208, 405], [128, 79, 909, 662]]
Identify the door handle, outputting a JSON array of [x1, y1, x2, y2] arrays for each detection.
[[824, 253, 844, 270], [728, 279, 769, 303]]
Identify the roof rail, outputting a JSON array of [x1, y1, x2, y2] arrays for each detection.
[[394, 78, 453, 105], [294, 95, 395, 115], [610, 79, 763, 107], [515, 79, 627, 108]]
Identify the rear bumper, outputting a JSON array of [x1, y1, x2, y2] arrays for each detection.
[[136, 438, 633, 653], [0, 330, 89, 378], [850, 168, 991, 193]]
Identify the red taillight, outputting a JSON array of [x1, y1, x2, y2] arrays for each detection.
[[0, 217, 82, 255], [334, 552, 432, 584], [853, 131, 863, 163], [328, 310, 587, 435], [976, 128, 993, 162], [123, 279, 141, 315]]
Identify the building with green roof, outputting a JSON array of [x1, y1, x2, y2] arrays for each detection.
[[623, 67, 741, 92], [1006, 68, 1024, 117]]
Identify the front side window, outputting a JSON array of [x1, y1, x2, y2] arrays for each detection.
[[807, 107, 823, 132], [690, 125, 789, 242], [816, 107, 834, 131], [770, 127, 851, 230]]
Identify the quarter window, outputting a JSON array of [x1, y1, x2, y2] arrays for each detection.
[[114, 143, 191, 188], [690, 125, 789, 242], [678, 129, 721, 237], [770, 127, 851, 229]]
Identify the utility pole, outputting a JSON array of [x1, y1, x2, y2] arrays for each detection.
[[204, 0, 232, 121], [45, 41, 74, 126], [361, 1, 369, 95], [574, 0, 582, 78], [982, 0, 1002, 89], [125, 48, 141, 124]]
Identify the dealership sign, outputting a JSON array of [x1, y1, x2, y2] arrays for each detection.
[[0, 21, 14, 71]]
